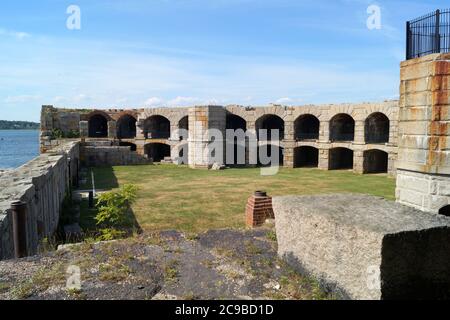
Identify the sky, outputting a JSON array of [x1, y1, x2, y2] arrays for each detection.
[[0, 0, 448, 122]]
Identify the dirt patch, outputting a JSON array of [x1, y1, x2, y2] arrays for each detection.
[[0, 228, 331, 300]]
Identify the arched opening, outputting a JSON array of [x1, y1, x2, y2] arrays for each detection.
[[117, 115, 137, 139], [226, 114, 247, 131], [329, 148, 354, 170], [88, 114, 108, 138], [363, 150, 388, 174], [258, 145, 284, 167], [294, 146, 319, 168], [144, 115, 170, 139], [119, 142, 137, 152], [330, 114, 355, 142], [226, 114, 247, 166], [439, 205, 450, 217], [145, 143, 171, 163], [256, 114, 285, 141], [178, 116, 189, 141], [365, 112, 390, 144], [295, 115, 320, 141]]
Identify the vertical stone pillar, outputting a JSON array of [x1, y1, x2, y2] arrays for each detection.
[[283, 119, 295, 168], [318, 148, 329, 170], [108, 121, 117, 139], [396, 53, 450, 213], [188, 106, 226, 169], [282, 141, 295, 168], [246, 121, 258, 167], [136, 119, 145, 139], [354, 120, 365, 144], [319, 121, 330, 142], [353, 150, 364, 174], [79, 121, 88, 138]]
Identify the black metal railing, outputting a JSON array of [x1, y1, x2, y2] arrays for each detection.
[[406, 9, 450, 60]]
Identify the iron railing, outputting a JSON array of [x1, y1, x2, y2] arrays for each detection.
[[406, 9, 450, 60]]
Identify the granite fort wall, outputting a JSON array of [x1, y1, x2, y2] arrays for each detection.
[[0, 142, 79, 260], [40, 100, 399, 174]]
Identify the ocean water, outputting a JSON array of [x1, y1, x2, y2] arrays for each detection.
[[0, 130, 39, 169]]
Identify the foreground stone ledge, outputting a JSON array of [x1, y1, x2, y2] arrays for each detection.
[[273, 194, 450, 300]]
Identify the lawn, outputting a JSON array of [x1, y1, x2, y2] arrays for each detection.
[[81, 164, 396, 233]]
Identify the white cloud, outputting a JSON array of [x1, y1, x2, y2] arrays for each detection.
[[0, 28, 30, 40], [168, 96, 200, 106], [4, 95, 41, 103], [144, 97, 163, 106], [274, 97, 293, 105]]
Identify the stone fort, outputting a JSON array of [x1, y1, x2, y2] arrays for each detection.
[[41, 101, 398, 174], [40, 54, 450, 217]]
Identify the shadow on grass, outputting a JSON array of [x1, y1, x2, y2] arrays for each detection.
[[81, 166, 120, 190]]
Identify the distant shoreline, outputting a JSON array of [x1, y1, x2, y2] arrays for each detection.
[[0, 120, 40, 130]]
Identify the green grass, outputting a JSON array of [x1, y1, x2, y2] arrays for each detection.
[[81, 164, 395, 233]]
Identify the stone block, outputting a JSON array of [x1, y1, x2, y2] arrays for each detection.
[[274, 194, 450, 300]]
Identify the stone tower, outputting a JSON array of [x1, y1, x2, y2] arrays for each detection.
[[396, 53, 450, 215]]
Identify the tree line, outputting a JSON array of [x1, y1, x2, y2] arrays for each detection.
[[0, 120, 39, 130]]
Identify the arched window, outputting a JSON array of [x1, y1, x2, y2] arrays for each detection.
[[365, 113, 390, 144], [329, 148, 354, 170], [117, 115, 137, 139], [294, 146, 319, 168], [144, 116, 170, 139], [330, 114, 355, 142], [256, 114, 285, 141], [363, 150, 388, 174], [88, 114, 108, 138], [295, 115, 320, 141]]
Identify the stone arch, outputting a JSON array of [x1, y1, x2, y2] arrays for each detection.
[[144, 115, 171, 139], [294, 146, 319, 168], [256, 114, 285, 141], [329, 114, 355, 142], [439, 205, 450, 217], [117, 114, 137, 139], [224, 106, 254, 124], [226, 113, 247, 131], [363, 149, 388, 174], [295, 114, 320, 141], [365, 112, 390, 144], [329, 147, 354, 170], [88, 113, 108, 138], [144, 143, 171, 162]]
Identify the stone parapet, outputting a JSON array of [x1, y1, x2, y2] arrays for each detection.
[[0, 141, 80, 261], [274, 194, 450, 300]]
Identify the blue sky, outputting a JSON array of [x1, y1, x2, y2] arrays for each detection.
[[0, 0, 447, 121]]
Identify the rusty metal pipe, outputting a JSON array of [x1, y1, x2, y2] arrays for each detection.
[[11, 201, 27, 259]]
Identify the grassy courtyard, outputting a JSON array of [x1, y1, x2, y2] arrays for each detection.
[[81, 165, 395, 234]]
